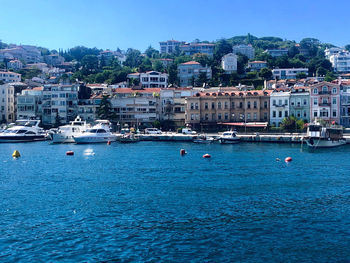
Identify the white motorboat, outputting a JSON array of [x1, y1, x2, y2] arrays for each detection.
[[119, 133, 140, 143], [219, 131, 240, 144], [50, 116, 90, 143], [73, 120, 117, 144], [305, 121, 346, 148], [0, 120, 46, 143], [193, 134, 215, 143]]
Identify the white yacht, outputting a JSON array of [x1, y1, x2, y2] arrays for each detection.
[[193, 134, 215, 143], [305, 121, 346, 148], [219, 131, 240, 144], [73, 120, 117, 144], [50, 116, 90, 143], [0, 120, 46, 143]]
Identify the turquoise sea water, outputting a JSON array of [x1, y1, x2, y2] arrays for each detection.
[[1, 141, 350, 262]]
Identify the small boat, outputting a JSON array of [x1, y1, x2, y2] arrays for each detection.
[[219, 131, 240, 144], [73, 120, 117, 144], [193, 134, 215, 143], [305, 121, 346, 148], [50, 116, 90, 143], [0, 120, 47, 143], [119, 133, 140, 143]]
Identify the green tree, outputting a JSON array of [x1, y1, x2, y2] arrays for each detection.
[[145, 46, 159, 58], [324, 71, 336, 82], [193, 53, 212, 67], [124, 48, 143, 68], [81, 55, 99, 74], [168, 63, 178, 85], [97, 95, 113, 120], [214, 39, 232, 62], [281, 116, 304, 132], [195, 72, 208, 87], [259, 68, 272, 80], [138, 57, 153, 72], [153, 60, 164, 72], [296, 72, 307, 79], [345, 44, 350, 52]]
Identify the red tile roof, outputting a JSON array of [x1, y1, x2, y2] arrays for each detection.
[[180, 61, 200, 65]]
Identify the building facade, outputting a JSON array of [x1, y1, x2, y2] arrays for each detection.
[[7, 60, 23, 70], [221, 53, 237, 74], [309, 82, 340, 124], [289, 87, 310, 123], [232, 44, 255, 59], [16, 87, 43, 120], [248, 61, 267, 71], [0, 84, 15, 123], [159, 40, 185, 54], [329, 51, 350, 73], [340, 89, 350, 127], [0, 71, 21, 83], [270, 91, 291, 127], [178, 61, 212, 87], [185, 90, 270, 130], [272, 68, 308, 80], [179, 42, 215, 57], [127, 71, 168, 88], [265, 49, 289, 57]]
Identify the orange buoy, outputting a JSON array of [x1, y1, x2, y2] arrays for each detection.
[[203, 153, 211, 159], [285, 157, 292, 163], [66, 151, 74, 156], [180, 149, 186, 156], [107, 141, 111, 145]]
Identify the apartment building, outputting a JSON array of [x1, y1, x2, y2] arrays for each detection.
[[329, 51, 350, 73], [178, 61, 212, 87], [159, 40, 185, 54], [185, 90, 271, 130], [289, 87, 310, 122], [272, 68, 308, 80], [16, 87, 43, 120], [0, 84, 15, 123], [7, 60, 23, 70], [127, 71, 168, 88], [0, 71, 21, 83], [232, 44, 255, 59], [270, 91, 291, 127], [309, 82, 340, 124], [179, 42, 215, 57], [221, 53, 237, 74], [248, 61, 267, 71]]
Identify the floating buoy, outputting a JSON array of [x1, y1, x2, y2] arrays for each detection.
[[203, 153, 211, 159], [180, 149, 187, 156], [285, 157, 292, 163], [66, 151, 74, 156], [107, 141, 111, 145], [12, 150, 20, 158], [276, 158, 280, 162]]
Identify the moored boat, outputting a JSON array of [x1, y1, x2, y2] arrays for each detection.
[[73, 120, 117, 144], [119, 133, 140, 143], [193, 134, 215, 143], [305, 121, 346, 148], [0, 120, 46, 143], [219, 131, 240, 144], [50, 116, 90, 143]]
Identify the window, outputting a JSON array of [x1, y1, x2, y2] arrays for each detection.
[[264, 101, 268, 108], [278, 99, 282, 106], [253, 112, 257, 120], [285, 111, 288, 117], [224, 112, 228, 120], [332, 88, 337, 94], [224, 101, 228, 109], [314, 111, 318, 117], [322, 98, 328, 104], [284, 99, 288, 105], [190, 103, 194, 110], [205, 102, 208, 109], [247, 113, 251, 120], [211, 102, 215, 109], [313, 88, 318, 94], [333, 98, 336, 105], [303, 99, 307, 105], [231, 101, 235, 108], [273, 100, 276, 106], [239, 102, 243, 108], [195, 103, 198, 110], [273, 111, 276, 117], [205, 114, 208, 120], [191, 114, 194, 120], [303, 111, 307, 117], [278, 111, 282, 118], [264, 112, 267, 120], [218, 113, 222, 120], [217, 102, 221, 109], [313, 99, 318, 105], [253, 101, 257, 109], [322, 86, 328, 92], [297, 111, 301, 118], [247, 101, 251, 109], [333, 110, 337, 117], [291, 100, 295, 106]]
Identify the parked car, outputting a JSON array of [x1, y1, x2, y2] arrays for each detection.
[[182, 128, 197, 134], [145, 128, 162, 134]]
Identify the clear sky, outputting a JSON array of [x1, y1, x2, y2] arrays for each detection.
[[0, 0, 349, 52]]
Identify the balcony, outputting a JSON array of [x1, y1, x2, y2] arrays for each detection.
[[319, 103, 330, 106], [273, 104, 287, 107], [319, 91, 331, 95]]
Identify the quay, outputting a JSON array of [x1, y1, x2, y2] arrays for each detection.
[[115, 132, 350, 144]]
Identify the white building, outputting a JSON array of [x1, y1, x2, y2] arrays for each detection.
[[7, 60, 23, 70], [248, 61, 268, 71], [270, 91, 291, 127], [16, 87, 43, 120], [41, 84, 78, 126], [177, 61, 212, 87], [159, 40, 185, 54], [127, 71, 168, 88], [325, 47, 343, 59], [0, 84, 15, 123], [0, 71, 21, 83], [221, 53, 237, 74], [329, 52, 350, 73], [272, 68, 308, 80], [232, 44, 255, 59]]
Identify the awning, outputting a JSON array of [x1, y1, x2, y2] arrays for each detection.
[[218, 122, 268, 128]]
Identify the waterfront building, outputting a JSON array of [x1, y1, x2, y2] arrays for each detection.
[[232, 44, 255, 59], [111, 88, 161, 128], [159, 40, 185, 54], [221, 53, 237, 74], [309, 82, 340, 124], [265, 49, 289, 57], [289, 87, 310, 123], [270, 91, 291, 127], [7, 60, 23, 70], [272, 68, 308, 80], [185, 89, 271, 130], [340, 87, 350, 127], [77, 94, 101, 123], [325, 47, 343, 59], [127, 71, 168, 88], [248, 61, 267, 71], [0, 83, 15, 123], [16, 87, 43, 120], [179, 42, 215, 57], [0, 71, 21, 83], [160, 88, 197, 128], [178, 61, 212, 87], [329, 51, 350, 73], [41, 84, 79, 126]]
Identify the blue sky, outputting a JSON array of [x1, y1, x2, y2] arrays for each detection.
[[0, 0, 349, 52]]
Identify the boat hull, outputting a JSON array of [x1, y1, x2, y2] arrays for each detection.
[[0, 135, 46, 143], [219, 138, 240, 144], [305, 138, 346, 148], [51, 133, 75, 143], [73, 135, 117, 144]]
